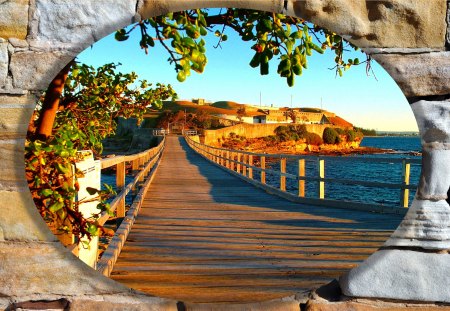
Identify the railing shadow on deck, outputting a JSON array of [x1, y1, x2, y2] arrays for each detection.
[[177, 137, 405, 232]]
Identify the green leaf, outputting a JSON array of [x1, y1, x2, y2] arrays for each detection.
[[49, 202, 64, 213], [40, 189, 53, 197]]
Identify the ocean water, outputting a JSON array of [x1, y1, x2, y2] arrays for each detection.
[[261, 136, 422, 208]]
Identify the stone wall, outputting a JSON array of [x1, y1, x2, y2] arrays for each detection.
[[203, 123, 331, 145], [0, 0, 449, 310]]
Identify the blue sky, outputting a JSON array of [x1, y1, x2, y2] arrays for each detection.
[[77, 18, 418, 132]]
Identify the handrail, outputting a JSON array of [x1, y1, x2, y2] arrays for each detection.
[[96, 141, 165, 276], [98, 137, 165, 226], [185, 135, 421, 211]]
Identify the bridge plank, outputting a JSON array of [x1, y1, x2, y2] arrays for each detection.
[[110, 136, 404, 303]]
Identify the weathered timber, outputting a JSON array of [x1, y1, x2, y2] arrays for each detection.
[[111, 136, 403, 303]]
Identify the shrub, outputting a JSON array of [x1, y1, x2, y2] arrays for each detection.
[[305, 132, 323, 145], [293, 124, 307, 136], [335, 127, 345, 135], [346, 129, 357, 142], [323, 127, 340, 144], [290, 133, 299, 141], [274, 125, 289, 136]]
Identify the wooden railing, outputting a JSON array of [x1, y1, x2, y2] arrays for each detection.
[[96, 137, 165, 275], [185, 136, 421, 214], [98, 137, 165, 225]]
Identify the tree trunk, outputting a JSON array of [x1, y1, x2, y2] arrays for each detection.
[[35, 60, 74, 140]]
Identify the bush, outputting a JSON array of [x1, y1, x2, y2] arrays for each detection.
[[274, 125, 289, 136], [335, 128, 345, 135], [323, 127, 340, 144], [346, 129, 357, 142], [305, 132, 323, 145]]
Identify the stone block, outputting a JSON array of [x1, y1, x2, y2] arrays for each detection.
[[0, 41, 7, 86], [31, 0, 137, 52], [183, 299, 300, 311], [292, 0, 446, 48], [411, 101, 450, 200], [69, 298, 177, 311], [9, 51, 75, 91], [372, 52, 450, 97], [306, 299, 450, 310], [0, 190, 56, 241], [138, 0, 285, 19], [0, 0, 29, 39], [385, 199, 450, 249], [0, 241, 127, 297], [412, 100, 450, 144], [0, 94, 36, 139], [340, 249, 450, 303]]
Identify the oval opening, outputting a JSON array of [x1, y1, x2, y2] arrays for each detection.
[[25, 8, 419, 304]]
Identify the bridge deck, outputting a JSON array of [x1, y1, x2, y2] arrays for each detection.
[[110, 136, 403, 303]]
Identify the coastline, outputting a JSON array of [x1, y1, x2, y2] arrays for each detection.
[[218, 137, 422, 157]]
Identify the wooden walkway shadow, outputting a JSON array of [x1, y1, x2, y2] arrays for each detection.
[[110, 136, 403, 303]]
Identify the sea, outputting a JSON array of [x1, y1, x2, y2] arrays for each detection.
[[102, 136, 422, 209], [262, 136, 422, 208]]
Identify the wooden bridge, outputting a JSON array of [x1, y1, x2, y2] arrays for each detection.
[[95, 136, 408, 303]]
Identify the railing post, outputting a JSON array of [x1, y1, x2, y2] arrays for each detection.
[[261, 156, 266, 184], [116, 161, 126, 218], [242, 154, 247, 177], [400, 159, 411, 208], [280, 157, 286, 191], [298, 159, 305, 197], [237, 153, 241, 174], [248, 155, 253, 179], [317, 157, 325, 199], [230, 152, 235, 171], [226, 150, 230, 169]]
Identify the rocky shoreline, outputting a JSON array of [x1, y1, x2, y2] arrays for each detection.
[[218, 137, 422, 157]]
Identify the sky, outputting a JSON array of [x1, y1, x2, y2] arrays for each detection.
[[77, 16, 418, 132]]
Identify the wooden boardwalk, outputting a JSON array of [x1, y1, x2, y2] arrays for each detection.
[[110, 136, 404, 303]]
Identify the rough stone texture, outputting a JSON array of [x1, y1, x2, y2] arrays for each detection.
[[0, 41, 7, 87], [412, 100, 450, 144], [412, 101, 450, 200], [138, 0, 286, 19], [306, 299, 450, 311], [291, 0, 446, 49], [0, 191, 56, 241], [183, 299, 300, 311], [371, 52, 450, 97], [385, 199, 450, 249], [0, 241, 176, 305], [69, 297, 177, 311], [0, 94, 37, 140], [9, 51, 75, 90], [447, 0, 450, 47], [0, 0, 29, 39], [30, 0, 138, 52], [340, 249, 450, 303]]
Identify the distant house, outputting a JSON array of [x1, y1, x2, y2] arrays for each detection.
[[192, 98, 210, 105]]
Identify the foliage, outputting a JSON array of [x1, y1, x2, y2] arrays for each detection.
[[35, 62, 176, 156], [346, 129, 357, 142], [26, 63, 176, 241], [25, 122, 116, 239], [354, 127, 376, 136], [116, 8, 370, 87], [274, 124, 307, 141], [322, 127, 341, 144], [304, 132, 323, 145], [236, 106, 246, 122]]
